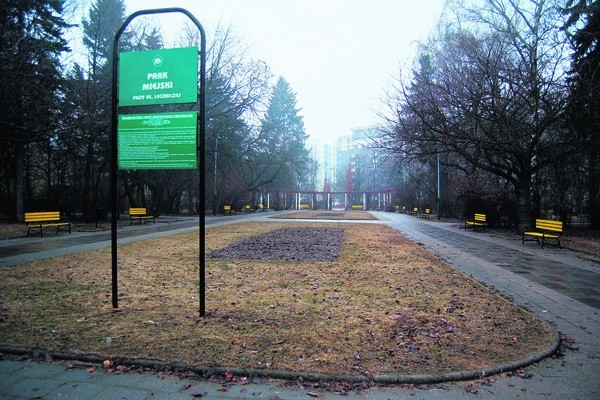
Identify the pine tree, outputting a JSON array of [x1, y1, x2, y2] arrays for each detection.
[[0, 0, 70, 220], [565, 0, 600, 228], [259, 77, 309, 190]]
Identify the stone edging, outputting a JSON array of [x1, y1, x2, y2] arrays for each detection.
[[0, 322, 560, 385]]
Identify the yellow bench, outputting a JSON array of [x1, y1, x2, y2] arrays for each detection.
[[299, 204, 310, 209], [223, 205, 235, 215], [129, 207, 155, 225], [522, 219, 562, 249], [420, 208, 431, 219], [408, 207, 418, 216], [25, 211, 71, 237], [351, 205, 363, 210], [244, 204, 253, 212], [465, 213, 487, 231]]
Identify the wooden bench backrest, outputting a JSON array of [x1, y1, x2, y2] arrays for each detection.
[[474, 213, 486, 222], [223, 205, 231, 211], [535, 219, 562, 233], [25, 212, 60, 223], [129, 208, 147, 216], [413, 207, 418, 212], [425, 208, 430, 214]]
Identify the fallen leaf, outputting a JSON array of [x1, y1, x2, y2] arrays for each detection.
[[86, 367, 95, 373], [102, 360, 111, 368], [465, 383, 479, 394]]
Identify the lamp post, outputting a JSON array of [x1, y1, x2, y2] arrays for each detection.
[[212, 133, 217, 216], [437, 153, 441, 220]]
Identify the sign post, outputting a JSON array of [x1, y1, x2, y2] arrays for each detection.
[[111, 8, 207, 316]]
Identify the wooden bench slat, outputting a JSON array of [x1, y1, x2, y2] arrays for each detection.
[[25, 212, 61, 222]]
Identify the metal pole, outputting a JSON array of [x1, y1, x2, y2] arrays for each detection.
[[212, 135, 217, 216], [111, 8, 206, 314], [437, 153, 441, 220], [111, 32, 119, 309], [198, 18, 207, 317]]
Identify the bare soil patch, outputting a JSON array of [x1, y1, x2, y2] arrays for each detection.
[[210, 227, 344, 261], [0, 221, 555, 376]]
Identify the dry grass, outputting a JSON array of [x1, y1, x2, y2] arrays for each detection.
[[0, 222, 554, 376]]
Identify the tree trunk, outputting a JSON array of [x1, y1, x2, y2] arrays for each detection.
[[589, 167, 599, 230], [514, 173, 533, 234], [82, 141, 94, 220], [15, 142, 25, 222]]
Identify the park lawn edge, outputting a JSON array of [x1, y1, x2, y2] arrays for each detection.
[[0, 221, 556, 376]]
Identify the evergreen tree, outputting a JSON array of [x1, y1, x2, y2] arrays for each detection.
[[0, 0, 70, 219], [259, 77, 309, 191], [59, 0, 127, 219], [564, 0, 600, 229]]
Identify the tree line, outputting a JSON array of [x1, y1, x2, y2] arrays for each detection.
[[1, 0, 598, 231], [377, 0, 599, 230], [0, 0, 310, 222]]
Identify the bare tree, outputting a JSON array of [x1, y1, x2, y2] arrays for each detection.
[[380, 0, 570, 230]]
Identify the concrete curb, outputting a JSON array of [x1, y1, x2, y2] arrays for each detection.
[[0, 322, 560, 385]]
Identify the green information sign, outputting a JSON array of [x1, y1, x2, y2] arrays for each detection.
[[118, 112, 197, 169], [119, 47, 198, 106]]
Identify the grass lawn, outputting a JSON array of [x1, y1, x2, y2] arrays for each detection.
[[0, 222, 554, 376]]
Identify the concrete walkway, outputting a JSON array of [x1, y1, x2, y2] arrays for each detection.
[[1, 211, 599, 399]]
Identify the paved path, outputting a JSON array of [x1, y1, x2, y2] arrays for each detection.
[[1, 211, 599, 399]]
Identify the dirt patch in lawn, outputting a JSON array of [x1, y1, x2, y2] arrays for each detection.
[[210, 227, 344, 261], [272, 210, 377, 221], [0, 222, 554, 376]]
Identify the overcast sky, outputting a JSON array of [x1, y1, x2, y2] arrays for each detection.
[[123, 0, 445, 143]]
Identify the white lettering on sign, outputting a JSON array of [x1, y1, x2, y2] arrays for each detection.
[[142, 82, 174, 90], [147, 72, 168, 80]]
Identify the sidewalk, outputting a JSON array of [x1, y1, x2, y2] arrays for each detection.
[[1, 211, 599, 399]]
